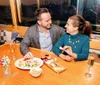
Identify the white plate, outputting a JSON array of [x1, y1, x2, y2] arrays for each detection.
[[15, 58, 43, 70]]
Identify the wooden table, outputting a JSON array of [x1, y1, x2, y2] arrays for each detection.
[[90, 40, 100, 50], [0, 44, 100, 85]]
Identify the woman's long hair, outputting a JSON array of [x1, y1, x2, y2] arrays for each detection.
[[69, 15, 92, 37]]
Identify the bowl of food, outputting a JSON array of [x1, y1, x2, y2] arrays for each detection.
[[30, 67, 42, 77]]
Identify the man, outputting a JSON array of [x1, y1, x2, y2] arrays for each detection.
[[20, 8, 65, 58]]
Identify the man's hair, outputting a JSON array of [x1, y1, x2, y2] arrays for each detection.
[[34, 8, 49, 21]]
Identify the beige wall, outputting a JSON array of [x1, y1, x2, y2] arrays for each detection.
[[0, 0, 9, 6], [0, 0, 37, 6]]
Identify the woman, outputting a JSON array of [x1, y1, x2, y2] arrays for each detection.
[[52, 15, 92, 61]]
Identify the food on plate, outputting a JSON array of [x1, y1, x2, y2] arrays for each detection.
[[30, 67, 42, 77], [18, 58, 41, 68]]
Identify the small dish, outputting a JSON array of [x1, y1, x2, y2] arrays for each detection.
[[30, 67, 42, 77]]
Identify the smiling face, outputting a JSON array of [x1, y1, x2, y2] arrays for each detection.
[[65, 18, 78, 35], [37, 12, 52, 29]]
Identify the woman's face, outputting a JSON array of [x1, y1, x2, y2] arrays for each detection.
[[65, 18, 78, 35]]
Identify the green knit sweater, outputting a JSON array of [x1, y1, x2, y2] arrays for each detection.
[[52, 33, 90, 61]]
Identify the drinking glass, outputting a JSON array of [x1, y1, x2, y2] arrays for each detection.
[[3, 65, 11, 78], [85, 56, 95, 77], [10, 44, 16, 60]]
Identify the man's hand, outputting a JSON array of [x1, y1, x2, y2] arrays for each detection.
[[24, 52, 34, 58]]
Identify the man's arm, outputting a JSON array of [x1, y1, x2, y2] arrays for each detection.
[[20, 28, 31, 55]]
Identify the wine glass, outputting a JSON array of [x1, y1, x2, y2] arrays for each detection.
[[85, 55, 95, 78]]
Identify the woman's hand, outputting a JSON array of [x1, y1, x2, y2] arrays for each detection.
[[59, 54, 72, 61], [61, 46, 77, 59], [62, 46, 72, 55]]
